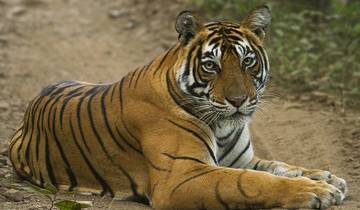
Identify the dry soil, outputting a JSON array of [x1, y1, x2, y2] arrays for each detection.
[[0, 0, 359, 209]]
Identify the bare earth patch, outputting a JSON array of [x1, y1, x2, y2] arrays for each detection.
[[0, 0, 359, 209]]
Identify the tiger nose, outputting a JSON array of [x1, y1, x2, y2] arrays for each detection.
[[226, 96, 247, 107]]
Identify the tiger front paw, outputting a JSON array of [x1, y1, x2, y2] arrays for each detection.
[[302, 170, 347, 196], [281, 177, 345, 209], [270, 162, 347, 196]]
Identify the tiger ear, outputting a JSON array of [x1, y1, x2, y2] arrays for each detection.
[[175, 10, 204, 45], [240, 5, 271, 41]]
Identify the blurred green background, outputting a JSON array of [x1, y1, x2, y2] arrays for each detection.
[[189, 0, 360, 108]]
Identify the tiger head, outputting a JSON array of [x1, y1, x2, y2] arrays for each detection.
[[174, 6, 271, 124]]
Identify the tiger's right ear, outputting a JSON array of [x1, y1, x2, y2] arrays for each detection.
[[175, 11, 203, 45]]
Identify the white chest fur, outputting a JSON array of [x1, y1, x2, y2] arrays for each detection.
[[213, 120, 254, 168]]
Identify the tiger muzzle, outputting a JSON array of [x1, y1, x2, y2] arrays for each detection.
[[226, 95, 247, 107]]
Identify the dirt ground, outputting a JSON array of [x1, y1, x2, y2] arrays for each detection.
[[0, 0, 359, 209]]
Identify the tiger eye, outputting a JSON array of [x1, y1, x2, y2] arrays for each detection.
[[243, 57, 253, 66], [204, 61, 215, 69]]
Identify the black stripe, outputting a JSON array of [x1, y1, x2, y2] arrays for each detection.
[[258, 46, 268, 73], [227, 35, 243, 42], [60, 86, 84, 128], [9, 125, 23, 142], [76, 89, 95, 152], [166, 69, 195, 116], [9, 132, 22, 168], [211, 43, 220, 53], [145, 157, 170, 172], [205, 22, 220, 27], [144, 58, 155, 70], [35, 124, 44, 186], [113, 163, 141, 198], [28, 97, 44, 167], [172, 44, 180, 55], [206, 30, 219, 41], [249, 42, 265, 85], [18, 94, 58, 172], [191, 46, 206, 87], [51, 107, 77, 190], [216, 129, 236, 148], [110, 82, 118, 102], [187, 120, 213, 143], [218, 127, 244, 162], [118, 78, 125, 110], [40, 93, 62, 132], [166, 69, 212, 123], [209, 37, 222, 46], [184, 44, 199, 76], [34, 98, 46, 181], [121, 120, 140, 144], [114, 126, 142, 154], [218, 127, 236, 140], [65, 86, 85, 97], [133, 66, 145, 88], [46, 94, 63, 133], [44, 132, 57, 187], [207, 24, 240, 31], [187, 82, 208, 97], [39, 93, 63, 185], [23, 138, 34, 176], [170, 168, 221, 195], [39, 168, 44, 187], [137, 65, 147, 80], [30, 96, 43, 127], [236, 171, 254, 199], [152, 45, 174, 77], [100, 86, 125, 151], [253, 160, 262, 170], [122, 195, 149, 205], [87, 87, 113, 160], [206, 22, 238, 27], [168, 120, 217, 165], [39, 80, 77, 97], [127, 69, 137, 88], [50, 83, 79, 97], [24, 105, 36, 176], [237, 44, 246, 56], [40, 84, 58, 97], [35, 132, 41, 169], [75, 86, 140, 197], [183, 165, 209, 176], [162, 152, 206, 165], [17, 101, 34, 166], [119, 78, 141, 144], [69, 114, 113, 196], [229, 140, 251, 167]]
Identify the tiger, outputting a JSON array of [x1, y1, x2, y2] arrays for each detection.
[[8, 5, 347, 210]]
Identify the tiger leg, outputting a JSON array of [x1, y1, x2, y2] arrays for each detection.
[[142, 123, 344, 210], [153, 166, 345, 209], [246, 156, 347, 195]]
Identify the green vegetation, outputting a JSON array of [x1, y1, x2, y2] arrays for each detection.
[[190, 0, 360, 108], [24, 182, 92, 210]]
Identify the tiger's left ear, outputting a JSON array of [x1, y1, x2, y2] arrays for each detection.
[[175, 10, 204, 45], [240, 5, 271, 41]]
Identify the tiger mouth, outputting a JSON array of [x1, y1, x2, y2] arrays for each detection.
[[226, 110, 254, 120], [232, 112, 246, 117]]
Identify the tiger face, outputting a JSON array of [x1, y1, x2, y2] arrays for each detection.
[[175, 7, 271, 124]]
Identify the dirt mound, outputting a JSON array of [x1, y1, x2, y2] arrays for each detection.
[[0, 0, 358, 209]]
